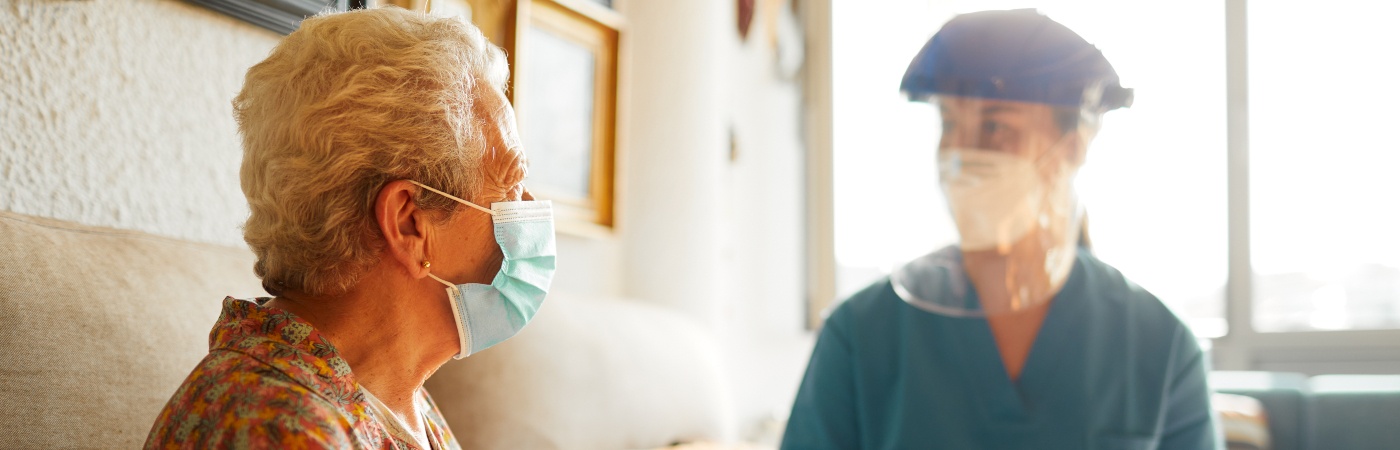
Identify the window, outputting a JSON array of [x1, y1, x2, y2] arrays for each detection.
[[831, 0, 950, 301], [1247, 1, 1400, 332]]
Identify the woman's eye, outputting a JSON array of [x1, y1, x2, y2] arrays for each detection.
[[981, 121, 1002, 134]]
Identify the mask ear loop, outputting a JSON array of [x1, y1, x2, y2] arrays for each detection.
[[426, 272, 455, 288], [406, 180, 496, 288], [407, 180, 497, 216], [1029, 132, 1077, 168], [420, 259, 453, 287], [1024, 130, 1089, 191]]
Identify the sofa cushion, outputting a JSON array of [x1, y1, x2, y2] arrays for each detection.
[[1214, 392, 1270, 450], [1309, 376, 1400, 450], [0, 212, 263, 449], [1213, 371, 1311, 450], [1214, 388, 1308, 450], [424, 294, 735, 450]]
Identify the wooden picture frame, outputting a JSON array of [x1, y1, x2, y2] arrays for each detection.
[[512, 0, 621, 233], [386, 0, 621, 235], [186, 0, 361, 35], [387, 0, 476, 22]]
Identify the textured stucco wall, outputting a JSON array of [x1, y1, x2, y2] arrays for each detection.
[[0, 0, 279, 247]]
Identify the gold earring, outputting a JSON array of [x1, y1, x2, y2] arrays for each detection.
[[422, 261, 431, 269]]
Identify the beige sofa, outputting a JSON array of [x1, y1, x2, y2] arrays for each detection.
[[0, 211, 734, 449]]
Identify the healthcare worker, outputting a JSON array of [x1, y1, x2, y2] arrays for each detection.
[[782, 9, 1219, 449]]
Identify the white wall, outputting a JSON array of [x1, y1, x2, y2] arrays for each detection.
[[616, 0, 731, 327], [1, 0, 816, 440], [612, 0, 814, 438], [0, 0, 276, 247], [720, 8, 815, 439]]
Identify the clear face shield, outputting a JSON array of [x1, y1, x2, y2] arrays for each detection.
[[891, 94, 1099, 317]]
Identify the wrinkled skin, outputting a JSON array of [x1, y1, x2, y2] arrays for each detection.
[[472, 84, 530, 206], [428, 83, 531, 286]]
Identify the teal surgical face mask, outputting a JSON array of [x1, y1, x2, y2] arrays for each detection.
[[408, 181, 556, 359]]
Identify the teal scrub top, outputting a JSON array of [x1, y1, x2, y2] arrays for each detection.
[[782, 247, 1220, 450]]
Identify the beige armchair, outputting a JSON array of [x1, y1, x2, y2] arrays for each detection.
[[0, 211, 733, 449]]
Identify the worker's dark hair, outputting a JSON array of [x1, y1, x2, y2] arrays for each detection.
[[1077, 212, 1093, 251]]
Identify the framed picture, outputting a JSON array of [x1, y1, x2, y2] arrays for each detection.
[[386, 0, 620, 234], [512, 0, 621, 232], [186, 0, 363, 35], [379, 0, 512, 45]]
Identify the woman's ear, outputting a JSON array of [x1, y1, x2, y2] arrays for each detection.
[[375, 180, 432, 279]]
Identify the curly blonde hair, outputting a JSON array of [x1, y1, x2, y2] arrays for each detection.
[[234, 7, 508, 296]]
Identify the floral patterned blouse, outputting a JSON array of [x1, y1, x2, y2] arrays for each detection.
[[145, 297, 461, 450]]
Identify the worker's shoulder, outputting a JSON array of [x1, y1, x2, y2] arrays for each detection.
[[827, 276, 903, 324], [829, 246, 972, 327], [1077, 250, 1191, 334]]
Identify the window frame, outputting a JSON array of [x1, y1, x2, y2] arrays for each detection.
[[1212, 0, 1400, 374], [186, 0, 363, 35]]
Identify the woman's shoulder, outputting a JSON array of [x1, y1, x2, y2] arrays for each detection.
[[1076, 251, 1168, 306], [418, 388, 462, 449], [145, 349, 361, 448], [830, 246, 969, 325], [827, 277, 901, 328], [1074, 250, 1197, 343]]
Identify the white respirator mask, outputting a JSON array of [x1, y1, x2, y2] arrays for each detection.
[[939, 148, 1050, 252]]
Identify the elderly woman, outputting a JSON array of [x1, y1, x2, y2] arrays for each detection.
[[145, 7, 554, 449]]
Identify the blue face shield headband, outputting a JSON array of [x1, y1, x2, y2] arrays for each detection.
[[408, 180, 557, 359], [899, 9, 1133, 111]]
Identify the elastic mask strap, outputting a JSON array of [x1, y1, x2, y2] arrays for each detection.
[[409, 179, 494, 290], [1023, 133, 1081, 177], [1031, 135, 1069, 165], [426, 272, 455, 289], [407, 180, 497, 216]]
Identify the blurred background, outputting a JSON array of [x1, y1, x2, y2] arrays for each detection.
[[2, 0, 1398, 447]]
